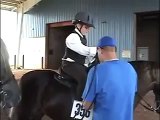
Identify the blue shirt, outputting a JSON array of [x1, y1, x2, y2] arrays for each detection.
[[82, 60, 137, 120]]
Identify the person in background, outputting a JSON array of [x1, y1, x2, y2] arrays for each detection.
[[61, 12, 97, 100], [82, 36, 137, 120]]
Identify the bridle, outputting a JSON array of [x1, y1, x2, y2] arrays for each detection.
[[0, 77, 13, 86], [137, 92, 160, 112], [0, 77, 13, 108], [0, 53, 14, 108], [137, 62, 160, 113]]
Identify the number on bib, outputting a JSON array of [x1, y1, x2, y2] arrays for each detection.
[[70, 100, 93, 120]]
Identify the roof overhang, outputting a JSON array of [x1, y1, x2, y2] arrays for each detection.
[[1, 0, 42, 13], [1, 0, 26, 12]]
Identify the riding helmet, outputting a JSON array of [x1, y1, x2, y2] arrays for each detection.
[[72, 12, 95, 28]]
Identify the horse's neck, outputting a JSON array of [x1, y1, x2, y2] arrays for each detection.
[[133, 61, 159, 107]]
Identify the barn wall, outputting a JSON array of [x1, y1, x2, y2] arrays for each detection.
[[22, 0, 159, 60]]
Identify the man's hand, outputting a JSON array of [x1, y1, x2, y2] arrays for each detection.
[[82, 100, 93, 110]]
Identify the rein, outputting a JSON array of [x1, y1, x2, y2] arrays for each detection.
[[136, 62, 160, 113], [137, 93, 160, 112], [0, 77, 12, 86], [0, 77, 13, 108]]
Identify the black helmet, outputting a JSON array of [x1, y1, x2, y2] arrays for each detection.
[[72, 12, 95, 28]]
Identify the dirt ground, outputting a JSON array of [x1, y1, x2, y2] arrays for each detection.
[[12, 69, 160, 120]]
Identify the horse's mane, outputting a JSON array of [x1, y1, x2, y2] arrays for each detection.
[[0, 38, 21, 108], [129, 60, 159, 83], [129, 61, 159, 70], [1, 38, 9, 61]]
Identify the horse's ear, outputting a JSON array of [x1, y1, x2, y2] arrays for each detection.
[[95, 52, 99, 61], [92, 52, 100, 65]]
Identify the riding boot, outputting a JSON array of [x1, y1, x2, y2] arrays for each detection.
[[76, 76, 86, 101]]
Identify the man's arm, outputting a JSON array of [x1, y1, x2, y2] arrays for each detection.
[[82, 67, 97, 110], [66, 33, 97, 56]]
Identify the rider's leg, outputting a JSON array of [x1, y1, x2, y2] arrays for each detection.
[[62, 61, 87, 100]]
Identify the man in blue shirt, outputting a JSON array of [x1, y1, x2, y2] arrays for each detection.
[[82, 36, 137, 120]]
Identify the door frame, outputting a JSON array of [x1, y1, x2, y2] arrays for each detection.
[[134, 10, 160, 61], [45, 20, 74, 69]]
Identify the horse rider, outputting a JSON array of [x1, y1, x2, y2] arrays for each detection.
[[61, 12, 97, 100]]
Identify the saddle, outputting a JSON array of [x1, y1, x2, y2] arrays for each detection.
[[54, 68, 77, 88]]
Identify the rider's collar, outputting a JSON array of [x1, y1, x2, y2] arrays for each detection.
[[75, 28, 83, 38]]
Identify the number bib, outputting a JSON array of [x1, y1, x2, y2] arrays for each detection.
[[70, 100, 93, 120]]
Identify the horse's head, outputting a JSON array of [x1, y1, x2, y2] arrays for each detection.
[[152, 62, 160, 114], [0, 39, 21, 108], [153, 83, 160, 113]]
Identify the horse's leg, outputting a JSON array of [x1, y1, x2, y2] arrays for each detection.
[[44, 103, 72, 120], [17, 106, 44, 120], [0, 107, 10, 120], [43, 92, 74, 120], [16, 110, 44, 120], [44, 102, 76, 120], [29, 106, 45, 120], [16, 71, 49, 120], [28, 112, 44, 120], [12, 100, 44, 120], [47, 113, 72, 120], [9, 107, 18, 120]]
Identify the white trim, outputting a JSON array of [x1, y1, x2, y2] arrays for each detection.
[[104, 58, 119, 62]]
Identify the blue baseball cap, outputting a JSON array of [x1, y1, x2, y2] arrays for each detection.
[[97, 36, 117, 48]]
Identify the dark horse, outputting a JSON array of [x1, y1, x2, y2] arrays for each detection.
[[0, 38, 21, 120], [13, 60, 160, 120]]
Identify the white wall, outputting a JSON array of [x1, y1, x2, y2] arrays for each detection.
[[1, 10, 18, 67], [18, 37, 45, 69], [1, 10, 45, 69]]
